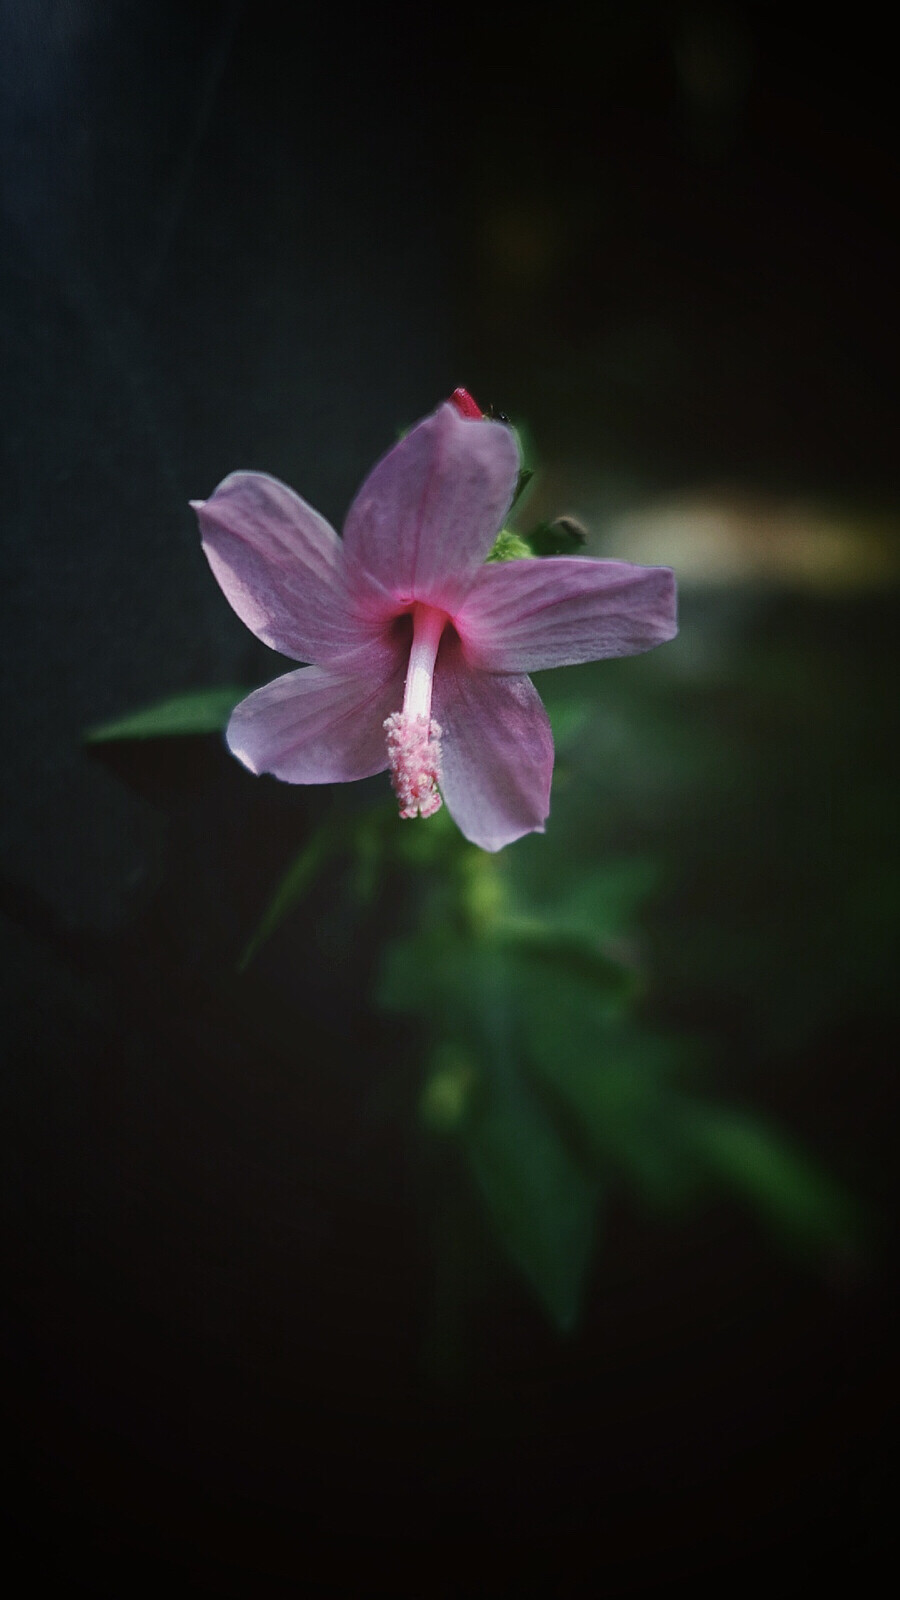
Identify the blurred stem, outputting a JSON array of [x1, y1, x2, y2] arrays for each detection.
[[458, 846, 505, 936]]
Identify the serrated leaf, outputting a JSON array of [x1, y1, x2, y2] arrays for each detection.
[[85, 687, 248, 742], [462, 1066, 599, 1331]]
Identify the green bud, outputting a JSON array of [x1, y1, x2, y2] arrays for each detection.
[[526, 516, 588, 557]]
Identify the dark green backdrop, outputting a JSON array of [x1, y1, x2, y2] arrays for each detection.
[[2, 3, 897, 1592]]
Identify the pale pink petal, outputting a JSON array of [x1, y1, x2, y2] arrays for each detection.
[[456, 557, 677, 672], [432, 637, 554, 852], [342, 402, 520, 612], [226, 649, 405, 784], [194, 472, 384, 665]]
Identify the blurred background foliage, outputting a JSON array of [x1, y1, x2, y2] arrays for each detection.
[[4, 0, 898, 1588]]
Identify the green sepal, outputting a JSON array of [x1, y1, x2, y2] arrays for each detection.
[[486, 528, 535, 563]]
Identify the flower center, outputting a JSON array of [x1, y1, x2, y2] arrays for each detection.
[[384, 603, 446, 820]]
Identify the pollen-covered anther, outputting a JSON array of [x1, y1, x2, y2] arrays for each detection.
[[384, 712, 443, 820]]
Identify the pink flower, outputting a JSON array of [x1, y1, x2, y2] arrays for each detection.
[[192, 400, 677, 851]]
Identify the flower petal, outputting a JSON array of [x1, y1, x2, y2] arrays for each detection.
[[456, 557, 677, 672], [432, 639, 554, 852], [227, 650, 405, 784], [342, 402, 520, 611], [194, 472, 380, 664]]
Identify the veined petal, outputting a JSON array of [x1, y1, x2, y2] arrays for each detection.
[[342, 402, 520, 611], [194, 471, 381, 665], [432, 639, 554, 852], [227, 648, 405, 784], [456, 557, 677, 672]]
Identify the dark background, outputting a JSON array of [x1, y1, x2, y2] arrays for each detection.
[[2, 3, 897, 1593]]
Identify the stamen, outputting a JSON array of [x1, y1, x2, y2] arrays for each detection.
[[384, 604, 446, 820], [384, 712, 443, 818]]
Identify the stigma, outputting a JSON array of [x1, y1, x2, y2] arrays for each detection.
[[384, 604, 447, 819]]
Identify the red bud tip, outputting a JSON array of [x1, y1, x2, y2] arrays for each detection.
[[449, 387, 484, 420]]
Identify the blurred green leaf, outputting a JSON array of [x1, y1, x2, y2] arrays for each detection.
[[497, 787, 663, 929], [545, 697, 591, 751], [379, 923, 634, 1061], [496, 920, 637, 1008], [546, 859, 660, 941], [392, 797, 460, 867], [381, 929, 601, 1325], [351, 812, 389, 906], [239, 826, 336, 970], [85, 687, 248, 741], [526, 1027, 705, 1211], [679, 1104, 860, 1256], [379, 931, 514, 1057], [497, 858, 660, 975], [463, 1067, 599, 1332]]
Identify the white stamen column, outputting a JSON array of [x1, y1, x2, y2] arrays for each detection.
[[384, 603, 446, 819]]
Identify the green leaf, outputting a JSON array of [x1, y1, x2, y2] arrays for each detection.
[[239, 827, 336, 970], [526, 1029, 705, 1211], [680, 1105, 861, 1256], [379, 930, 600, 1326], [85, 687, 248, 741], [379, 932, 512, 1058], [462, 1066, 599, 1331], [496, 919, 637, 1007], [546, 698, 591, 751], [544, 859, 661, 942], [499, 830, 661, 947]]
